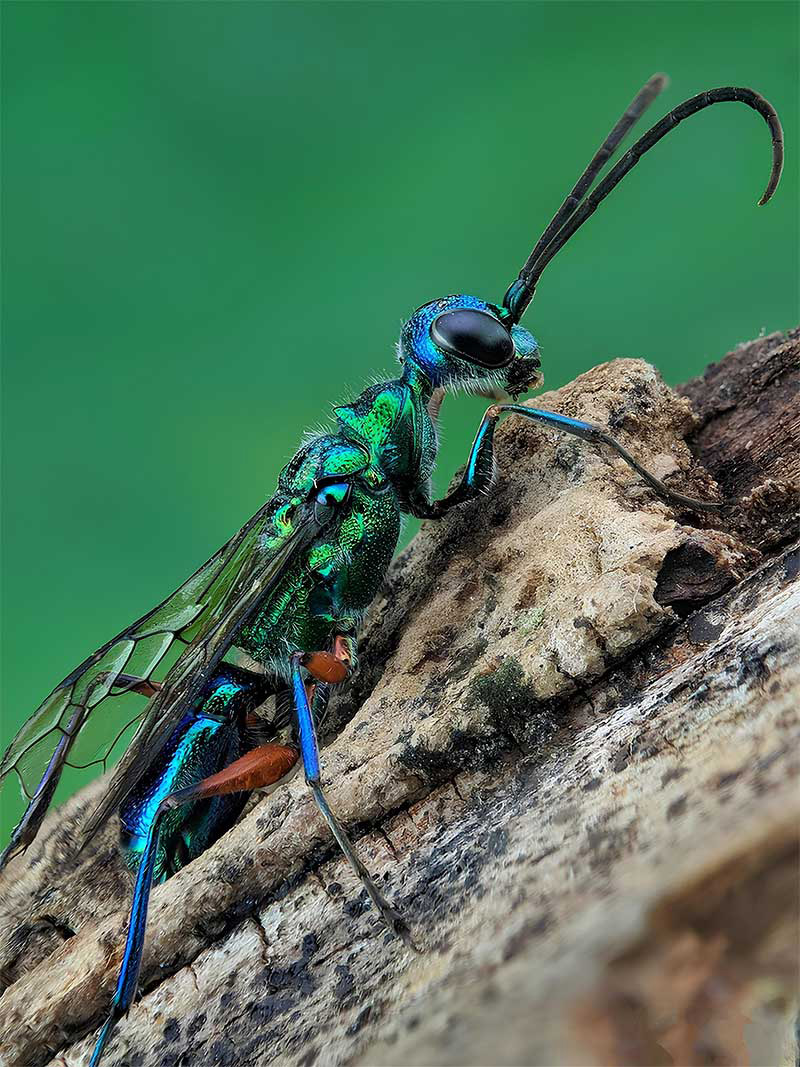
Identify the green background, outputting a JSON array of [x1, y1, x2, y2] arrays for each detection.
[[2, 1, 797, 837]]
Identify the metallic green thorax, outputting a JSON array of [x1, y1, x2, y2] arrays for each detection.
[[236, 378, 427, 670], [236, 293, 540, 675]]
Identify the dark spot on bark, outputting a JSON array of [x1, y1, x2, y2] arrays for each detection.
[[666, 795, 687, 820], [193, 913, 228, 940], [346, 1005, 373, 1036], [397, 725, 505, 782], [326, 881, 343, 897], [20, 913, 77, 947], [501, 913, 552, 960], [344, 893, 370, 919], [735, 643, 783, 686], [486, 827, 509, 857], [334, 964, 355, 1000], [529, 845, 558, 867], [687, 611, 724, 645], [784, 548, 800, 582], [717, 768, 743, 790], [449, 636, 489, 681], [554, 438, 584, 473], [415, 626, 458, 669], [152, 1046, 180, 1067], [301, 932, 319, 960], [611, 746, 631, 773], [582, 776, 602, 791], [252, 994, 296, 1025], [163, 1017, 181, 1042], [756, 747, 787, 773], [466, 659, 558, 748], [586, 822, 636, 873], [187, 1013, 207, 1038], [401, 810, 516, 924], [209, 1035, 238, 1066], [661, 767, 687, 787]]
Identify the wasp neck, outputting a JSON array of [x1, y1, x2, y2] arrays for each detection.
[[400, 361, 436, 403]]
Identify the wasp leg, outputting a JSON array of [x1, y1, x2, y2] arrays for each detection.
[[411, 403, 722, 516], [289, 650, 417, 950], [90, 739, 298, 1067]]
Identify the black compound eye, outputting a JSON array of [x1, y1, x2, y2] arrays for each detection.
[[430, 309, 514, 368]]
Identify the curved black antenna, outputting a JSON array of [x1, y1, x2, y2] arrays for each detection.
[[511, 73, 669, 305], [504, 85, 784, 323]]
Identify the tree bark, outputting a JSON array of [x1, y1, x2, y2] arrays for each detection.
[[1, 328, 798, 1067]]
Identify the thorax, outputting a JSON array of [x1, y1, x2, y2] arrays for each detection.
[[333, 378, 436, 502]]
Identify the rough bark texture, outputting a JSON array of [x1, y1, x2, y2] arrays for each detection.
[[1, 329, 798, 1067]]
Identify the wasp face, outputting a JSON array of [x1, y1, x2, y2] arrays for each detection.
[[399, 294, 541, 398]]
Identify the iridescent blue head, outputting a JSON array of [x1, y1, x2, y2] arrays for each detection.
[[399, 294, 541, 399]]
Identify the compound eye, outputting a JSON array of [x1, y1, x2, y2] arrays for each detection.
[[430, 309, 514, 368]]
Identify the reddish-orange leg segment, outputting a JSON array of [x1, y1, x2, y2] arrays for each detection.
[[161, 742, 299, 811], [300, 640, 352, 685], [153, 636, 357, 812]]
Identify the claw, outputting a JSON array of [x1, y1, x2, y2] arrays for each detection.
[[386, 908, 420, 953]]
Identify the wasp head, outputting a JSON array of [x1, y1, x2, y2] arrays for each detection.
[[398, 294, 541, 399]]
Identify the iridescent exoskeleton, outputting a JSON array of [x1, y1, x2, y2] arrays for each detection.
[[0, 75, 783, 1064]]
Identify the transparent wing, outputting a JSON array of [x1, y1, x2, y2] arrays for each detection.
[[81, 509, 322, 843], [0, 495, 320, 867]]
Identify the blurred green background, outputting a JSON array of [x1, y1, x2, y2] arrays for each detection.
[[2, 1, 797, 837]]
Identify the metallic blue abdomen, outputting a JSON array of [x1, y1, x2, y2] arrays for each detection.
[[118, 670, 264, 882]]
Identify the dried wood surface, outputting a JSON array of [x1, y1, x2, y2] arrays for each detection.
[[1, 328, 798, 1067]]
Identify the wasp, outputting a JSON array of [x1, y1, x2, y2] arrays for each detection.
[[0, 74, 783, 1064]]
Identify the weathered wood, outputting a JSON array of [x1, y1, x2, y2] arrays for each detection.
[[0, 329, 797, 1067], [678, 325, 800, 552]]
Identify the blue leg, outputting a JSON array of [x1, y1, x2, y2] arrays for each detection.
[[90, 805, 165, 1066], [90, 737, 300, 1065], [290, 651, 416, 949], [90, 665, 277, 1065], [411, 403, 722, 516]]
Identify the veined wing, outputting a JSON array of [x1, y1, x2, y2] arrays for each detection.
[[0, 495, 320, 869], [81, 507, 323, 843]]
